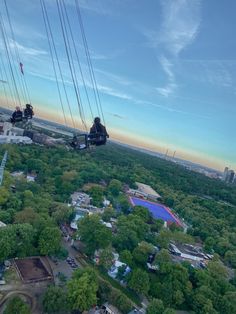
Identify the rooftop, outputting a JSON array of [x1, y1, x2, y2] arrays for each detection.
[[135, 182, 161, 198]]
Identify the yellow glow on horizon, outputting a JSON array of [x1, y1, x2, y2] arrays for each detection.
[[0, 101, 230, 171]]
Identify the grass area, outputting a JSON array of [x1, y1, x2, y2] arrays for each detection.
[[4, 268, 19, 283]]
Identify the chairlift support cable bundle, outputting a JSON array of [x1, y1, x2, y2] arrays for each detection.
[[56, 0, 87, 131], [40, 0, 68, 127], [0, 9, 27, 106], [0, 13, 22, 109], [3, 0, 31, 105], [39, 0, 76, 129], [61, 0, 93, 122], [74, 0, 106, 126]]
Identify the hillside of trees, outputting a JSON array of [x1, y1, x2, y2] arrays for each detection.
[[0, 143, 235, 313]]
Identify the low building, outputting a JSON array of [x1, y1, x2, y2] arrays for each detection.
[[26, 174, 37, 182], [0, 221, 6, 228], [169, 242, 213, 264], [0, 135, 32, 144], [100, 303, 121, 314], [127, 182, 161, 201], [70, 192, 91, 207]]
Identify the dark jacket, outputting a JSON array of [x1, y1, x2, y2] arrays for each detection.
[[11, 110, 23, 122], [24, 107, 34, 119], [90, 122, 109, 137]]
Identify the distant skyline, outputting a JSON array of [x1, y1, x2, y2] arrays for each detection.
[[0, 0, 235, 171]]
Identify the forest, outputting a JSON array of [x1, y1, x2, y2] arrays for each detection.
[[0, 143, 236, 314]]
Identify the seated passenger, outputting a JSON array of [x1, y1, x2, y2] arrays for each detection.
[[10, 106, 23, 123], [24, 104, 34, 119], [89, 117, 109, 145]]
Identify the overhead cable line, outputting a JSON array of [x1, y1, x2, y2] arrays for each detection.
[[0, 13, 22, 108], [61, 0, 93, 121], [56, 0, 87, 131], [40, 0, 76, 129], [0, 52, 17, 108], [0, 9, 27, 105], [40, 0, 68, 126], [74, 0, 106, 126], [3, 0, 31, 104]]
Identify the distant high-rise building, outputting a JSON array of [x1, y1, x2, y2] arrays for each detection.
[[226, 170, 235, 184], [223, 167, 229, 181]]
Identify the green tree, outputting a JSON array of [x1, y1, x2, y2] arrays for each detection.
[[146, 299, 164, 314], [132, 206, 151, 222], [133, 241, 153, 266], [43, 286, 68, 313], [89, 186, 104, 207], [3, 296, 31, 314], [120, 250, 133, 266], [108, 179, 122, 196], [67, 269, 98, 312], [78, 215, 112, 255], [99, 247, 114, 270], [128, 269, 150, 295], [39, 227, 61, 255]]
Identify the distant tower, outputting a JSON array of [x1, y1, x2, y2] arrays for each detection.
[[0, 151, 8, 186], [165, 149, 169, 159], [223, 167, 229, 181], [173, 151, 176, 159], [226, 170, 235, 184]]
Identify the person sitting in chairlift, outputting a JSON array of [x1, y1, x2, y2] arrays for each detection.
[[24, 104, 34, 119], [10, 106, 23, 124], [89, 117, 109, 145]]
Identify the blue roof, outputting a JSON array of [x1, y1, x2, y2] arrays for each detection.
[[130, 197, 179, 224]]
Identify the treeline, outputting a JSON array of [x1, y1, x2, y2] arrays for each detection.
[[0, 143, 236, 313]]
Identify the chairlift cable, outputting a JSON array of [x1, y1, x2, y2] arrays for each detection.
[[3, 0, 31, 104], [40, 0, 68, 126], [40, 0, 76, 129], [56, 0, 87, 131], [0, 13, 22, 109], [0, 10, 27, 105], [58, 0, 87, 130], [61, 0, 93, 121], [75, 0, 106, 126], [0, 52, 17, 108], [0, 63, 11, 108]]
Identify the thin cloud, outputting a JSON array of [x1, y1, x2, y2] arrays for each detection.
[[156, 56, 177, 97], [141, 0, 202, 97], [9, 40, 47, 56], [108, 112, 127, 119], [159, 0, 201, 56]]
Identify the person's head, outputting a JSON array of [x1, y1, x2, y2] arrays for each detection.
[[15, 106, 20, 111], [26, 104, 33, 109], [94, 117, 100, 124]]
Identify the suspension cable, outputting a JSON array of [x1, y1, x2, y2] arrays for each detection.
[[61, 0, 93, 121], [40, 0, 68, 126], [0, 13, 22, 108], [3, 0, 31, 105], [56, 0, 87, 131], [0, 10, 27, 105], [0, 52, 17, 108], [40, 0, 76, 129], [75, 0, 106, 126]]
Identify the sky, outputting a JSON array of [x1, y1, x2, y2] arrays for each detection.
[[0, 0, 235, 171]]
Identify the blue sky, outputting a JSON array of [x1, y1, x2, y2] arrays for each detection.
[[0, 0, 235, 170]]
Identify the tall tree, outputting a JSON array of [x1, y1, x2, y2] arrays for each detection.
[[78, 215, 112, 255], [67, 269, 98, 312], [39, 227, 61, 255]]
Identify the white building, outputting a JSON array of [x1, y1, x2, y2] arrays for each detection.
[[0, 135, 32, 144], [0, 221, 6, 228], [128, 182, 161, 200]]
